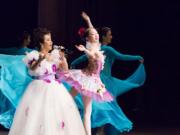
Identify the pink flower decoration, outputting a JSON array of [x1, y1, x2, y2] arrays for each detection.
[[52, 64, 57, 72], [55, 79, 61, 83], [78, 27, 86, 38], [44, 79, 51, 83], [61, 121, 65, 129]]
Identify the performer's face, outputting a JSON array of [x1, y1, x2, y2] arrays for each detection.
[[87, 28, 99, 43], [103, 30, 112, 44], [41, 34, 53, 51]]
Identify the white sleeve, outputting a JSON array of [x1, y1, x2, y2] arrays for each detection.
[[23, 50, 39, 67]]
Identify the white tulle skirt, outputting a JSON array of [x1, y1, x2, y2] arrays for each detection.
[[8, 80, 86, 135]]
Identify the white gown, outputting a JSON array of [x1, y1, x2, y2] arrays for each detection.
[[8, 50, 86, 135]]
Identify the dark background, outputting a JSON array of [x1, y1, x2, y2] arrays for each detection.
[[0, 0, 180, 128]]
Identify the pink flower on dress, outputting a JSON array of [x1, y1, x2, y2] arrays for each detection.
[[55, 79, 61, 83], [60, 121, 65, 129], [52, 64, 57, 72], [44, 79, 51, 83]]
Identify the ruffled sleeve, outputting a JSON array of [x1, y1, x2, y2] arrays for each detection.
[[23, 50, 39, 67]]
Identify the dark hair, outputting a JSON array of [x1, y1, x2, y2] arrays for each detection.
[[17, 31, 31, 47], [32, 28, 51, 50], [19, 31, 30, 42], [98, 27, 111, 42]]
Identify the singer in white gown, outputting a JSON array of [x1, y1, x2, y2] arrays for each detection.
[[8, 28, 86, 135]]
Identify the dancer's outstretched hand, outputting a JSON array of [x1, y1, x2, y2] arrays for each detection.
[[81, 11, 90, 21], [75, 44, 86, 51]]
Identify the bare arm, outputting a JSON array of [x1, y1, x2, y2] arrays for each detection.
[[30, 54, 45, 70], [75, 44, 93, 57], [81, 11, 94, 28], [58, 51, 69, 71], [59, 58, 68, 71]]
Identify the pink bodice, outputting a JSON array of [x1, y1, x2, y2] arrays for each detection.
[[82, 57, 104, 75]]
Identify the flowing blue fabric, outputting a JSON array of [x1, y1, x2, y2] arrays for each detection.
[[0, 47, 33, 128], [0, 54, 32, 128], [0, 47, 33, 55], [71, 45, 146, 134]]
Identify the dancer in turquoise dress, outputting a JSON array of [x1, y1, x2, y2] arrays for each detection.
[[70, 12, 146, 135]]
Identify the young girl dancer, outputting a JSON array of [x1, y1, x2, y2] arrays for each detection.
[[70, 12, 146, 135], [57, 27, 113, 135]]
